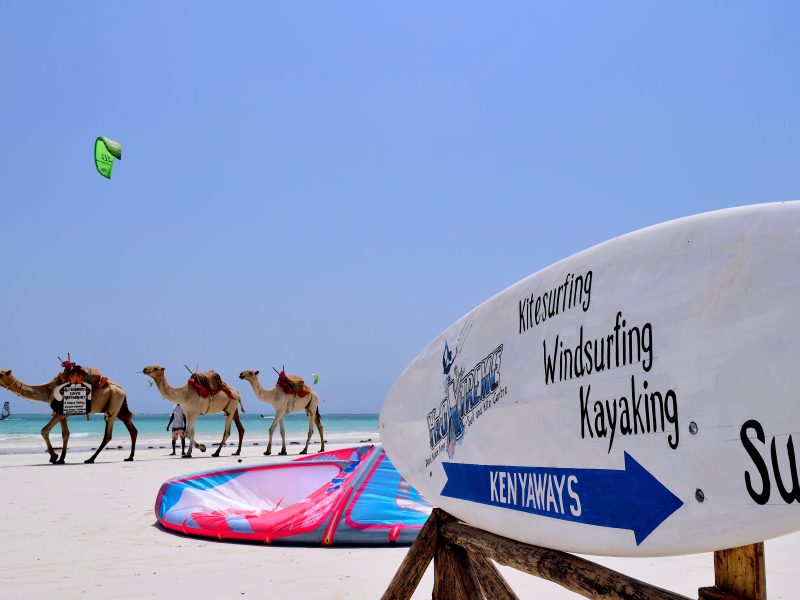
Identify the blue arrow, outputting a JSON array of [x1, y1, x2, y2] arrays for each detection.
[[441, 452, 683, 545]]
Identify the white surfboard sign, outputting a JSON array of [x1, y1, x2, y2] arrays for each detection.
[[381, 202, 800, 557]]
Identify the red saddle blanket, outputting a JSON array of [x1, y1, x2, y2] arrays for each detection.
[[188, 371, 235, 400], [276, 371, 311, 398]]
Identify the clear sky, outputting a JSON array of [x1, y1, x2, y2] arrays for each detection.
[[1, 2, 798, 413]]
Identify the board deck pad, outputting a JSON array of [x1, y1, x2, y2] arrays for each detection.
[[380, 202, 800, 557]]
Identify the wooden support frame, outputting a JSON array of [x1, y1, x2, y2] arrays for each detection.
[[382, 509, 767, 600], [698, 544, 766, 600]]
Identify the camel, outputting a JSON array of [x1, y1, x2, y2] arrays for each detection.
[[142, 366, 244, 458], [0, 369, 137, 464], [239, 370, 324, 456]]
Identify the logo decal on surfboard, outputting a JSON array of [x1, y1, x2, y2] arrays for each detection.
[[442, 341, 456, 376], [440, 452, 682, 545], [427, 343, 508, 463]]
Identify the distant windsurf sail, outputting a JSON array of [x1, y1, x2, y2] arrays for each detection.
[[94, 136, 122, 179], [1, 401, 10, 420], [155, 445, 432, 545]]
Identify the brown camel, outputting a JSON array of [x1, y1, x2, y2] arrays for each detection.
[[0, 369, 137, 464], [239, 370, 324, 456], [142, 366, 244, 458]]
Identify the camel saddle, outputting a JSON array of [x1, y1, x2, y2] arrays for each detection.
[[58, 364, 109, 391], [276, 370, 311, 398], [188, 371, 235, 400]]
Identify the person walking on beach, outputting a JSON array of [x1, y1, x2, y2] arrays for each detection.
[[166, 405, 187, 456]]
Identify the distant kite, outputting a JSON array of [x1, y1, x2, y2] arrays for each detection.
[[94, 137, 122, 179]]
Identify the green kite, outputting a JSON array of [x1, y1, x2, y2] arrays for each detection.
[[94, 136, 122, 179]]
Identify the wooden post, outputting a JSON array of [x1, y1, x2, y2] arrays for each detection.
[[432, 540, 482, 599], [428, 509, 481, 599], [381, 511, 768, 600], [440, 519, 690, 600], [380, 510, 439, 600], [698, 543, 766, 600], [466, 552, 519, 600]]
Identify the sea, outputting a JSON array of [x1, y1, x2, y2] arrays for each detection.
[[0, 412, 380, 455]]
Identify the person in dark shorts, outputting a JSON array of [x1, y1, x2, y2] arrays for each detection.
[[166, 404, 187, 456]]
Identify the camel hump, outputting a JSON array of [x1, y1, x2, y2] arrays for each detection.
[[58, 365, 109, 391], [192, 370, 224, 390], [188, 371, 235, 400], [277, 371, 311, 398]]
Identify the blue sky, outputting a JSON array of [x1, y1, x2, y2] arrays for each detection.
[[1, 2, 798, 413]]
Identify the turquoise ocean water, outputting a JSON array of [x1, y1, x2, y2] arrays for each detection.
[[0, 412, 379, 455]]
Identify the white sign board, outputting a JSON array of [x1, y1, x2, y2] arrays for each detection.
[[380, 202, 800, 557], [54, 382, 92, 416]]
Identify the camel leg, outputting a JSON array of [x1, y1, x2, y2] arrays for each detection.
[[315, 410, 325, 453], [300, 413, 313, 454], [195, 423, 207, 453], [41, 414, 63, 463], [183, 422, 194, 458], [264, 417, 279, 455], [184, 417, 206, 457], [120, 413, 137, 461], [183, 415, 195, 457], [56, 417, 70, 464], [212, 413, 233, 457], [279, 419, 287, 455], [232, 410, 244, 456], [85, 415, 114, 464]]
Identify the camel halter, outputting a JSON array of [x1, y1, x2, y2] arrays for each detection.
[[7, 377, 27, 398]]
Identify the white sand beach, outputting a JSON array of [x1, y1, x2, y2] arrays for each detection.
[[0, 444, 798, 599]]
